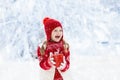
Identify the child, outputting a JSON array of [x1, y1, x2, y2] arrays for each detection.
[[37, 17, 70, 80]]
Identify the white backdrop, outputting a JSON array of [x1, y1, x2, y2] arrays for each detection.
[[0, 0, 120, 80]]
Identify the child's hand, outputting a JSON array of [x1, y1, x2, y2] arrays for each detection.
[[49, 52, 56, 65], [57, 56, 66, 70]]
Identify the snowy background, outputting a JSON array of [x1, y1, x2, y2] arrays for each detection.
[[0, 0, 120, 80]]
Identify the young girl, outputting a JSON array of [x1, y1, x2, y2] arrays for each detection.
[[37, 17, 70, 80]]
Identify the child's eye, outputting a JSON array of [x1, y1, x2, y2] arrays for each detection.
[[59, 30, 63, 32], [54, 30, 57, 32]]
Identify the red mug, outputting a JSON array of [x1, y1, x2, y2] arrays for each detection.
[[53, 54, 63, 67]]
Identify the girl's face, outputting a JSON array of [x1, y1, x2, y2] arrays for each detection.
[[51, 27, 63, 42]]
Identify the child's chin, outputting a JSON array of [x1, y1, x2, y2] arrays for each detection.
[[54, 39, 61, 42]]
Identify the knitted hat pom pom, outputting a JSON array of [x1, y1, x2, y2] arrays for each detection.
[[43, 17, 49, 24]]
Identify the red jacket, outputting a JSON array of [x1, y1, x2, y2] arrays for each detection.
[[37, 40, 70, 72]]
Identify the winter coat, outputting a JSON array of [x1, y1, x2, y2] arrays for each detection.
[[37, 40, 70, 72]]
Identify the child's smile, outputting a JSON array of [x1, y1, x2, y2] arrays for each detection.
[[55, 36, 60, 38]]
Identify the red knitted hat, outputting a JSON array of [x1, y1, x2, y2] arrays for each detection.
[[43, 17, 62, 41]]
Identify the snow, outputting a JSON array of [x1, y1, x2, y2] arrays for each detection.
[[72, 55, 120, 80], [0, 60, 40, 80], [0, 0, 120, 80]]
